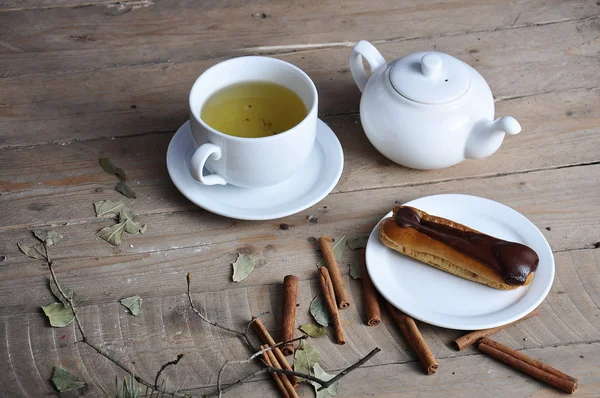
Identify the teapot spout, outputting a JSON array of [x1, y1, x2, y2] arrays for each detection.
[[465, 116, 521, 160]]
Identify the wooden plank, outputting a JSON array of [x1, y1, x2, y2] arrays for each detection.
[[1, 87, 599, 230], [0, 0, 121, 12], [0, 0, 597, 74], [1, 247, 598, 395], [2, 316, 51, 397], [0, 318, 29, 397], [1, 17, 600, 148], [330, 87, 600, 192], [1, 164, 599, 313], [1, 156, 599, 270], [189, 342, 600, 397]]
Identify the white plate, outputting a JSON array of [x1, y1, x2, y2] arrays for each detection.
[[366, 194, 554, 330], [166, 119, 343, 220]]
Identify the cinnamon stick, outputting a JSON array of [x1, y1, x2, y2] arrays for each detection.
[[252, 317, 300, 388], [385, 301, 438, 375], [261, 345, 290, 398], [280, 275, 299, 356], [358, 248, 381, 326], [319, 236, 350, 308], [478, 338, 578, 394], [264, 345, 299, 398], [454, 309, 539, 350], [480, 338, 578, 382], [318, 267, 346, 344]]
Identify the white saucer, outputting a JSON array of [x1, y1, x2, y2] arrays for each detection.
[[166, 119, 343, 220], [366, 194, 554, 330]]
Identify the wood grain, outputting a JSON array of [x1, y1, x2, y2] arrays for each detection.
[[1, 0, 597, 74], [2, 151, 599, 258], [0, 247, 598, 396], [1, 17, 599, 148], [1, 165, 599, 315], [0, 87, 599, 231], [1, 1, 599, 396], [190, 342, 599, 397], [0, 0, 124, 11]]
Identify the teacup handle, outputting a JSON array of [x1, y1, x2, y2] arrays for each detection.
[[349, 40, 386, 92], [190, 143, 227, 185]]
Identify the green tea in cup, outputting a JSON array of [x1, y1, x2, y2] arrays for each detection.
[[189, 55, 318, 187], [200, 81, 307, 138]]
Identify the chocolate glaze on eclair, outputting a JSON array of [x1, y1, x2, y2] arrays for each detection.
[[394, 207, 539, 285]]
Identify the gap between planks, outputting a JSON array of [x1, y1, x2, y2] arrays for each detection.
[[1, 83, 596, 152], [235, 14, 600, 55], [0, 0, 149, 12], [333, 160, 600, 194], [1, 15, 598, 148], [5, 244, 597, 314], [1, 217, 596, 270], [2, 245, 597, 394], [0, 12, 597, 80], [180, 340, 600, 393], [0, 160, 597, 234]]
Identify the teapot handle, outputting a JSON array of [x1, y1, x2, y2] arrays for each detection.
[[349, 40, 386, 92]]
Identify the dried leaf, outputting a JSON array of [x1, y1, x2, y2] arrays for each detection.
[[18, 242, 47, 260], [300, 324, 328, 338], [115, 180, 136, 199], [293, 341, 320, 376], [42, 303, 75, 327], [119, 209, 137, 221], [119, 210, 146, 234], [120, 295, 142, 316], [309, 293, 331, 327], [349, 257, 362, 280], [294, 342, 335, 396], [33, 230, 63, 246], [97, 222, 126, 246], [94, 200, 126, 217], [347, 237, 368, 251], [50, 278, 87, 306], [232, 254, 255, 282], [99, 157, 127, 180], [51, 367, 85, 392], [123, 220, 146, 234], [312, 363, 338, 398], [316, 235, 346, 268]]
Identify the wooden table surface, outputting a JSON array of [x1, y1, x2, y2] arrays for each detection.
[[1, 1, 599, 397]]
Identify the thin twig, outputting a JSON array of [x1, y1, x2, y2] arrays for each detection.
[[186, 274, 268, 365], [214, 335, 308, 397], [187, 272, 381, 395], [245, 311, 269, 336], [317, 347, 382, 391], [46, 255, 87, 341], [248, 335, 307, 361], [217, 362, 227, 398], [266, 366, 327, 386], [155, 353, 184, 389], [84, 339, 151, 388], [243, 311, 269, 354], [43, 242, 191, 398], [41, 245, 381, 398], [217, 368, 269, 395], [186, 273, 246, 338]]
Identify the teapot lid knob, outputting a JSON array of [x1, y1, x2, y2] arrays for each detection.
[[389, 51, 472, 104], [421, 54, 443, 78]]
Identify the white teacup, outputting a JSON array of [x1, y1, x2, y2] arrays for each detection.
[[188, 56, 318, 188]]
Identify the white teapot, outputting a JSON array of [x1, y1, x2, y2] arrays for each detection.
[[349, 40, 521, 170]]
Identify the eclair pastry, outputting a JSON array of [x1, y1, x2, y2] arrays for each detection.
[[379, 206, 539, 290]]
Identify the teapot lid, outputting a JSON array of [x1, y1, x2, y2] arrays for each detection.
[[389, 52, 471, 104]]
